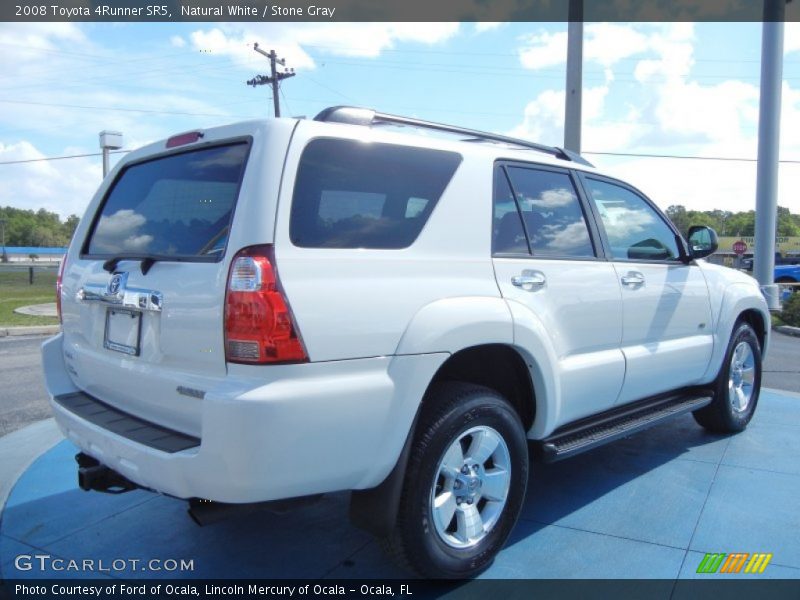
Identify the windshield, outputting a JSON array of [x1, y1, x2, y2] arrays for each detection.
[[85, 142, 249, 259]]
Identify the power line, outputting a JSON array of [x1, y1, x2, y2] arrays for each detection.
[[303, 73, 357, 103], [4, 147, 800, 168], [0, 150, 126, 166], [0, 93, 794, 133], [6, 39, 796, 66], [585, 150, 800, 163], [0, 98, 258, 119], [315, 57, 800, 83], [279, 86, 293, 118], [299, 41, 800, 65]]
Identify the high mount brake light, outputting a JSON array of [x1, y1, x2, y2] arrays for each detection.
[[224, 245, 308, 364], [166, 131, 204, 148]]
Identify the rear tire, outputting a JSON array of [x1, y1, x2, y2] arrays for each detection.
[[381, 383, 528, 578], [693, 322, 762, 433]]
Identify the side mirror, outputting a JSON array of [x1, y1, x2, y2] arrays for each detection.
[[687, 225, 718, 260]]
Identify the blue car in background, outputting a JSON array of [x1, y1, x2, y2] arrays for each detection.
[[774, 263, 800, 285]]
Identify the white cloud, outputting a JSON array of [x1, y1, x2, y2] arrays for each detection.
[[91, 209, 152, 253], [188, 23, 461, 71], [0, 23, 90, 83], [509, 22, 800, 213], [518, 23, 661, 72], [518, 31, 567, 70], [0, 141, 102, 218], [652, 79, 758, 144], [1, 22, 465, 220], [786, 22, 800, 55], [584, 23, 650, 68], [475, 22, 504, 34], [508, 85, 620, 149]]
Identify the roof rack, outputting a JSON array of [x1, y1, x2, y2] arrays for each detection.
[[313, 106, 594, 167]]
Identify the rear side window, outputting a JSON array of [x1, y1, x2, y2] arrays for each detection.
[[493, 170, 528, 254], [290, 139, 461, 249], [85, 142, 249, 259]]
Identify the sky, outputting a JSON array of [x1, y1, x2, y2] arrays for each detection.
[[1, 19, 800, 220]]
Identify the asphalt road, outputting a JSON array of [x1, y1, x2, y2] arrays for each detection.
[[0, 331, 798, 438], [0, 334, 52, 437], [763, 330, 800, 392]]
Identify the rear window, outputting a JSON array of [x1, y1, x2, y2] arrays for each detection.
[[85, 142, 249, 259], [290, 139, 461, 249]]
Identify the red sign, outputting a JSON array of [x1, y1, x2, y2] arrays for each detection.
[[733, 240, 748, 255]]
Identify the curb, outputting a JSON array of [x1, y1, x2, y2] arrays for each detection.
[[775, 325, 800, 338], [0, 325, 60, 337]]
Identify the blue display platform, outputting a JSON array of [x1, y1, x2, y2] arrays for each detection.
[[2, 390, 799, 581]]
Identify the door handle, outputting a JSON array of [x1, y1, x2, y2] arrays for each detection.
[[511, 272, 546, 291], [621, 272, 645, 287]]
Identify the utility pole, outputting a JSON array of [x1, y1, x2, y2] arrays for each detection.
[[564, 0, 583, 153], [753, 0, 788, 311], [247, 43, 295, 117]]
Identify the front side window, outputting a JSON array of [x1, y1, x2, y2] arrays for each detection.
[[584, 178, 680, 261], [290, 139, 461, 249], [504, 167, 595, 258], [86, 143, 249, 258]]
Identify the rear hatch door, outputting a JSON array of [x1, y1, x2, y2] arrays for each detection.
[[59, 123, 289, 436]]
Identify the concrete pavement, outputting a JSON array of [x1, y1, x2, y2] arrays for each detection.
[[2, 390, 799, 580], [12, 303, 57, 318]]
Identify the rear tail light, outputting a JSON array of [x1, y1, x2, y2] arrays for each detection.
[[56, 254, 66, 324], [224, 245, 308, 364]]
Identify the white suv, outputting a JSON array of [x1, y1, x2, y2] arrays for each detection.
[[43, 107, 769, 578]]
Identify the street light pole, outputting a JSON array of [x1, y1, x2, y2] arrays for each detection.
[[99, 131, 123, 178], [564, 0, 583, 153], [753, 0, 786, 311]]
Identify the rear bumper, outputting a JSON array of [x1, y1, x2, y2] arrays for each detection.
[[42, 334, 447, 503]]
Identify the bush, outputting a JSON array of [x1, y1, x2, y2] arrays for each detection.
[[782, 291, 800, 327]]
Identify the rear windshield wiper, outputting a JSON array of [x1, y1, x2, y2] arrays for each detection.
[[103, 255, 161, 276]]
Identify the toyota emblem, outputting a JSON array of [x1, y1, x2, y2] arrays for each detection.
[[108, 274, 122, 295]]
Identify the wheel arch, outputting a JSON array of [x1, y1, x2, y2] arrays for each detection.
[[703, 285, 771, 382], [351, 294, 561, 538], [350, 343, 541, 538], [738, 308, 767, 352]]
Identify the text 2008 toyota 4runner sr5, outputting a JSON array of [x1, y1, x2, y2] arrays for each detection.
[[43, 107, 769, 578]]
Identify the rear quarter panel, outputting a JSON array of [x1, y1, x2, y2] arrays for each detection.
[[272, 122, 502, 362]]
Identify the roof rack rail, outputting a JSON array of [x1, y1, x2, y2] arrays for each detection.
[[313, 106, 593, 167]]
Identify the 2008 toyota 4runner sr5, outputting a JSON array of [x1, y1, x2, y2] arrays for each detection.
[[43, 107, 769, 578]]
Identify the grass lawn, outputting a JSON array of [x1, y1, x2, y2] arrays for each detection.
[[0, 268, 60, 327]]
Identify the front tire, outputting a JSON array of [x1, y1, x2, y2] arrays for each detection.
[[381, 383, 529, 578], [693, 322, 762, 433]]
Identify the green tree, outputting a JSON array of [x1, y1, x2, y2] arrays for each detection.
[[0, 206, 75, 247], [777, 206, 799, 237], [63, 215, 80, 242], [666, 205, 690, 237], [725, 211, 756, 237]]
